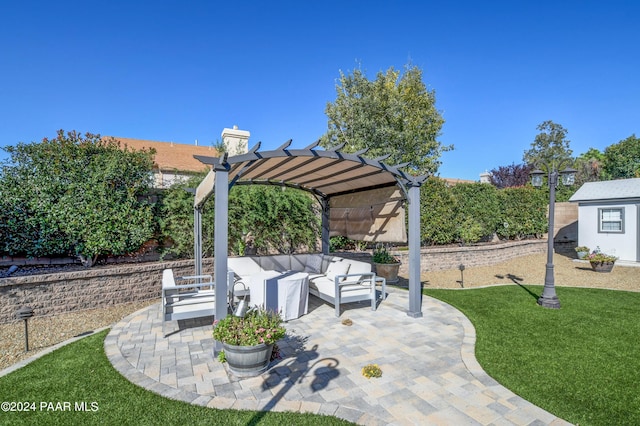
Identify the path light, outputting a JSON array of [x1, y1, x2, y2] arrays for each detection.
[[530, 162, 576, 309], [16, 306, 34, 352], [458, 264, 465, 288]]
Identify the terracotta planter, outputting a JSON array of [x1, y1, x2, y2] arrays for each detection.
[[222, 342, 273, 377], [375, 263, 400, 283], [590, 261, 615, 273]]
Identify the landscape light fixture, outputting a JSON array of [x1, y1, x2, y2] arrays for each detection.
[[16, 306, 34, 352], [530, 162, 576, 309]]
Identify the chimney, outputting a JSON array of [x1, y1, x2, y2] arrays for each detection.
[[221, 125, 250, 156]]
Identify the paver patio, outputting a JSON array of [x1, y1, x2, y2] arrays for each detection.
[[104, 287, 572, 425]]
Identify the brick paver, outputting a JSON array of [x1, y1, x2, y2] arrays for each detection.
[[104, 288, 572, 425]]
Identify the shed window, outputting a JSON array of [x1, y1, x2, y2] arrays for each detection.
[[598, 208, 624, 233]]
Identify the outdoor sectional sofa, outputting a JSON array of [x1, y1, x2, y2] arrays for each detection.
[[228, 254, 385, 317]]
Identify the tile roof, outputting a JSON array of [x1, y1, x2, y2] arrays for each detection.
[[109, 137, 217, 173], [569, 178, 640, 202]]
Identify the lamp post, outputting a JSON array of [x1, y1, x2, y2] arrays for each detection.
[[531, 162, 576, 309]]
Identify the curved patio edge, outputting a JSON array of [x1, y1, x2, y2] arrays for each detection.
[[103, 289, 571, 425]]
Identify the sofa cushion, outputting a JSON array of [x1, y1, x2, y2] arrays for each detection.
[[309, 275, 371, 299], [304, 255, 323, 273], [345, 260, 372, 283], [260, 254, 291, 272], [228, 257, 263, 281], [325, 259, 350, 281]]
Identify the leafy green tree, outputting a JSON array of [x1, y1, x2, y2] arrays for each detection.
[[322, 63, 450, 175], [229, 185, 320, 254], [603, 134, 640, 179], [523, 120, 573, 169], [159, 178, 321, 258], [157, 174, 215, 259], [0, 130, 155, 266], [574, 147, 606, 184]]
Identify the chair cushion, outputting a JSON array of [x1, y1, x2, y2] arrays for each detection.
[[325, 259, 350, 281]]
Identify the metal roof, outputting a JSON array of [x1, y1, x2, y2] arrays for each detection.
[[194, 140, 425, 199], [569, 178, 640, 202]]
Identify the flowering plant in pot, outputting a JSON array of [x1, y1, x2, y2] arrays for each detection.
[[213, 308, 286, 346], [575, 245, 590, 259], [587, 247, 617, 272], [587, 251, 618, 264], [213, 308, 286, 377]]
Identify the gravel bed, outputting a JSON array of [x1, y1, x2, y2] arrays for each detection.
[[0, 300, 156, 371], [1, 252, 637, 372]]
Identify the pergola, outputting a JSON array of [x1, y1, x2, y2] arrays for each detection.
[[192, 140, 426, 321]]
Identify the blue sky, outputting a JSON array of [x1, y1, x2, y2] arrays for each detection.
[[1, 1, 638, 181]]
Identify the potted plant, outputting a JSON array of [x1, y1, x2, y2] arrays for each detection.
[[212, 308, 286, 377], [372, 244, 401, 283], [574, 246, 590, 259], [587, 249, 617, 273]]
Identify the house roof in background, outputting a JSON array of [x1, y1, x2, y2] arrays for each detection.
[[110, 137, 217, 173], [440, 177, 476, 185], [569, 178, 640, 202]]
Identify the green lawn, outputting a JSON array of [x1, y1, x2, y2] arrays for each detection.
[[424, 285, 640, 426], [0, 330, 353, 426]]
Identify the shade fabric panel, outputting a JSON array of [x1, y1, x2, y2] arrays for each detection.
[[329, 187, 407, 242]]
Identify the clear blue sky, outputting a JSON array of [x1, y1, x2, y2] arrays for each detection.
[[1, 1, 638, 181]]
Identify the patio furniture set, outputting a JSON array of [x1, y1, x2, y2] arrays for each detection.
[[161, 254, 386, 333]]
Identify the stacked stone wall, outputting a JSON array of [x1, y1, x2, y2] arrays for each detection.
[[0, 241, 547, 324], [0, 259, 213, 324]]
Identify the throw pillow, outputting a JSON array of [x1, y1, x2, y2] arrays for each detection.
[[325, 260, 350, 281]]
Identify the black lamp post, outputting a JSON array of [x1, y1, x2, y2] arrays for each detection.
[[531, 163, 576, 309]]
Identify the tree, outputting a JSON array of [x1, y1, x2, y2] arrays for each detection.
[[0, 130, 156, 266], [229, 186, 320, 254], [603, 134, 640, 179], [574, 147, 606, 185], [322, 63, 450, 175], [159, 177, 321, 258], [523, 120, 573, 169], [450, 183, 501, 244], [420, 178, 457, 245], [489, 163, 534, 188]]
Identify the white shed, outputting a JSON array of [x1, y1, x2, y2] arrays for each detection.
[[569, 178, 640, 262]]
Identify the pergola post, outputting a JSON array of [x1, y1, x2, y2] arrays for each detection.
[[213, 167, 229, 351], [194, 206, 202, 276], [321, 198, 330, 255], [407, 184, 423, 318]]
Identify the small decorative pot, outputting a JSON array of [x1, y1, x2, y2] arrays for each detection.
[[222, 342, 274, 377], [590, 261, 615, 273], [577, 251, 589, 259], [375, 263, 400, 283]]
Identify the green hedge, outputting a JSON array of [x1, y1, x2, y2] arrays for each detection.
[[420, 181, 548, 246]]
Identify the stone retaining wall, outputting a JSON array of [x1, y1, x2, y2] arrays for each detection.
[[0, 259, 213, 324], [0, 240, 547, 324], [396, 239, 547, 275]]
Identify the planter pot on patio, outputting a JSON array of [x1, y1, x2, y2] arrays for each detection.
[[222, 342, 273, 377], [576, 251, 589, 259], [590, 261, 615, 273], [375, 263, 400, 284]]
